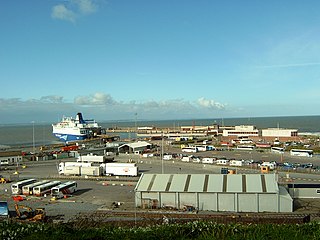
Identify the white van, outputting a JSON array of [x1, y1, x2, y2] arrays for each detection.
[[181, 156, 192, 162]]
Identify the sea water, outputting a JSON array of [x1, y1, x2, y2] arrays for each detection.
[[0, 115, 320, 148]]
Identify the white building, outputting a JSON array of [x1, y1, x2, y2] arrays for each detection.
[[222, 125, 259, 138], [261, 128, 298, 138]]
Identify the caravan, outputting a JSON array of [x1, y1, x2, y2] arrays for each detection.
[[216, 159, 229, 165], [202, 158, 215, 164], [229, 160, 243, 167]]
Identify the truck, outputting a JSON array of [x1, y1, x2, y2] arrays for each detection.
[[58, 162, 92, 175], [59, 165, 103, 176], [102, 163, 138, 177], [61, 145, 79, 152]]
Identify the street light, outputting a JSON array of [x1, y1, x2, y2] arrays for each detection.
[[32, 121, 35, 154], [161, 132, 164, 174]]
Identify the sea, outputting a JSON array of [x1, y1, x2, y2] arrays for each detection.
[[0, 115, 320, 148]]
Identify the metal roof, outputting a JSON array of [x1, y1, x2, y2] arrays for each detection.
[[0, 151, 22, 157], [135, 174, 279, 193], [118, 141, 151, 149]]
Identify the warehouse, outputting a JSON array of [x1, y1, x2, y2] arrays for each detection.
[[134, 174, 293, 213], [118, 141, 153, 154], [287, 183, 320, 199]]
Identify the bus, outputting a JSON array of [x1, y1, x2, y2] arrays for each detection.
[[11, 179, 37, 195], [236, 145, 255, 150], [33, 181, 61, 197], [290, 149, 313, 157], [0, 159, 9, 166], [271, 147, 285, 154], [22, 180, 51, 196], [181, 147, 198, 153], [51, 181, 77, 198]]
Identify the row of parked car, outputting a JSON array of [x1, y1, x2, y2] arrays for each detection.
[[160, 153, 317, 172]]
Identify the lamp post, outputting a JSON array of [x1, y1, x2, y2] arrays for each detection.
[[161, 132, 164, 174], [32, 121, 35, 153]]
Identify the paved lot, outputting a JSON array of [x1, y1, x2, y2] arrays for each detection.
[[2, 148, 320, 222]]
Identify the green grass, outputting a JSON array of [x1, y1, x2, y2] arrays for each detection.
[[2, 220, 320, 240]]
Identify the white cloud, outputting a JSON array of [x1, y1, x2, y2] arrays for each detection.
[[40, 95, 64, 103], [197, 97, 226, 110], [0, 93, 230, 123], [51, 4, 76, 23], [74, 0, 97, 14], [51, 0, 98, 22], [74, 93, 116, 105]]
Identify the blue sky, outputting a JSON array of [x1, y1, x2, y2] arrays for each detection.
[[1, 1, 320, 124]]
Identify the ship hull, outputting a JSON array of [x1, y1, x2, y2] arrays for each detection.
[[53, 133, 87, 142]]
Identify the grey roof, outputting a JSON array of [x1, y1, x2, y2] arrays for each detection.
[[0, 151, 22, 157], [118, 141, 151, 149], [135, 174, 279, 193]]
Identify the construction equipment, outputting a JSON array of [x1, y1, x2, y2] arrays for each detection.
[[0, 175, 10, 183], [14, 204, 46, 222]]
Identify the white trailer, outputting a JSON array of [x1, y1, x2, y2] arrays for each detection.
[[81, 166, 103, 176], [103, 163, 138, 176], [77, 154, 106, 163], [63, 166, 81, 176], [59, 162, 92, 175]]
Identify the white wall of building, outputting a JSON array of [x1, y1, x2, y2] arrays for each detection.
[[262, 128, 298, 137]]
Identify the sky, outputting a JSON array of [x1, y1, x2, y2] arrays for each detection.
[[1, 1, 320, 124]]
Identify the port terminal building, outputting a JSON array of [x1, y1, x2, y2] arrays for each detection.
[[134, 173, 293, 213], [221, 125, 299, 142]]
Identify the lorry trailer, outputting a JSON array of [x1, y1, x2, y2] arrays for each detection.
[[102, 163, 138, 177]]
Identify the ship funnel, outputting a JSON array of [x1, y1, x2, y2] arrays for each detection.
[[76, 113, 86, 124]]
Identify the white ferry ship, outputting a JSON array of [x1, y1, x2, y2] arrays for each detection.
[[52, 113, 101, 142]]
